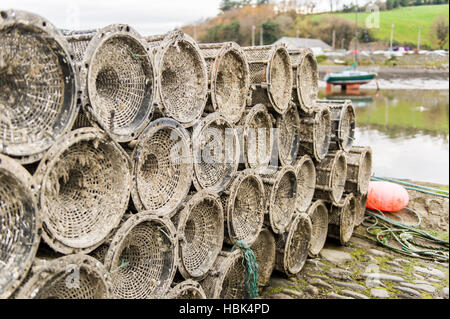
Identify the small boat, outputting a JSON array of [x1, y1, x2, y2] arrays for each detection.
[[325, 62, 377, 86]]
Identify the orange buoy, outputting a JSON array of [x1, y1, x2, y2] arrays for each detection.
[[366, 181, 409, 213]]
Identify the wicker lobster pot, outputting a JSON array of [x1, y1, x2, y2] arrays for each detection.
[[221, 170, 266, 246], [0, 154, 40, 298], [175, 191, 224, 280], [192, 112, 240, 193], [261, 166, 298, 235], [166, 280, 207, 299], [317, 100, 356, 153], [297, 106, 332, 163], [243, 44, 293, 115], [275, 213, 312, 276], [354, 193, 368, 227], [199, 42, 250, 124], [34, 128, 132, 255], [131, 118, 193, 217], [0, 10, 79, 164], [306, 200, 328, 257], [15, 254, 112, 299], [251, 228, 276, 288], [345, 146, 373, 195], [289, 49, 319, 115], [64, 24, 154, 143], [238, 104, 274, 171], [328, 193, 357, 246], [295, 155, 316, 213], [146, 30, 208, 128], [276, 103, 301, 166], [314, 150, 348, 206], [104, 213, 178, 299], [201, 250, 246, 299]]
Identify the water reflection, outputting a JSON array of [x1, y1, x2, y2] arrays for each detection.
[[319, 89, 449, 185]]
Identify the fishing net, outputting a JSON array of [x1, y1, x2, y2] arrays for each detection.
[[275, 213, 312, 276], [295, 155, 316, 213], [166, 280, 207, 299], [0, 10, 78, 164], [104, 213, 178, 299], [0, 154, 40, 298], [251, 228, 276, 288], [192, 113, 240, 193], [146, 30, 207, 127], [35, 128, 132, 254], [65, 24, 154, 142], [328, 193, 356, 246], [131, 118, 193, 217], [199, 42, 250, 124], [243, 44, 293, 114], [354, 193, 368, 227], [345, 146, 373, 195], [306, 200, 328, 257], [276, 103, 300, 166]]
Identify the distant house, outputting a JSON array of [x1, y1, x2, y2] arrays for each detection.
[[274, 37, 331, 56]]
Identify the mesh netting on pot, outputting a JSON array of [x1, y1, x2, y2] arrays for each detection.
[[221, 170, 265, 246], [131, 118, 193, 217], [314, 150, 348, 206], [295, 155, 316, 212], [251, 227, 276, 288], [261, 166, 298, 235], [146, 30, 208, 127], [306, 200, 328, 257], [276, 103, 300, 166], [15, 254, 112, 299], [317, 100, 356, 153], [65, 24, 155, 143], [354, 193, 368, 227], [104, 213, 178, 299], [238, 104, 274, 171], [166, 280, 207, 299], [243, 44, 293, 115], [345, 146, 373, 195], [199, 42, 250, 124], [192, 112, 240, 193], [289, 49, 318, 115], [175, 191, 224, 280], [0, 154, 40, 299], [275, 213, 312, 277], [297, 106, 331, 162], [328, 193, 356, 246], [0, 10, 79, 164], [201, 250, 246, 299], [35, 128, 132, 255]]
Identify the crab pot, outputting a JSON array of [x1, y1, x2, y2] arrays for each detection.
[[314, 150, 348, 206], [0, 10, 79, 164], [317, 100, 356, 153], [15, 254, 112, 299], [238, 104, 274, 171], [289, 49, 319, 115], [242, 44, 293, 115], [146, 30, 208, 127], [201, 250, 247, 299], [192, 113, 240, 193], [275, 213, 312, 277], [276, 103, 301, 166], [345, 146, 373, 195], [175, 191, 224, 280], [0, 155, 40, 298], [295, 155, 316, 213], [199, 42, 250, 124], [327, 193, 356, 246], [221, 170, 266, 246], [104, 213, 178, 299], [131, 118, 193, 217], [354, 193, 368, 227], [297, 106, 332, 163], [35, 128, 132, 255], [306, 200, 328, 257], [166, 280, 207, 299], [251, 228, 276, 288]]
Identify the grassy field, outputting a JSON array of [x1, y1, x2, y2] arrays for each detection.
[[316, 5, 449, 49]]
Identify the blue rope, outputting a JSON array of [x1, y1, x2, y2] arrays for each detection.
[[232, 240, 259, 299]]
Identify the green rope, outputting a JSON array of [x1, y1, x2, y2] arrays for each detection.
[[232, 240, 259, 299], [109, 259, 130, 275], [371, 176, 449, 198]]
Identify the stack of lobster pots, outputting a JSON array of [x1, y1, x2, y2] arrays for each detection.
[[0, 9, 373, 300]]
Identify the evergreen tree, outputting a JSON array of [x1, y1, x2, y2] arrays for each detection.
[[386, 0, 394, 9]]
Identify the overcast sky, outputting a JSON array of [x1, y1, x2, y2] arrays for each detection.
[[1, 0, 373, 35]]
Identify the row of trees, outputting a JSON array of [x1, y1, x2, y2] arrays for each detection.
[[386, 0, 448, 10], [220, 0, 270, 12]]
